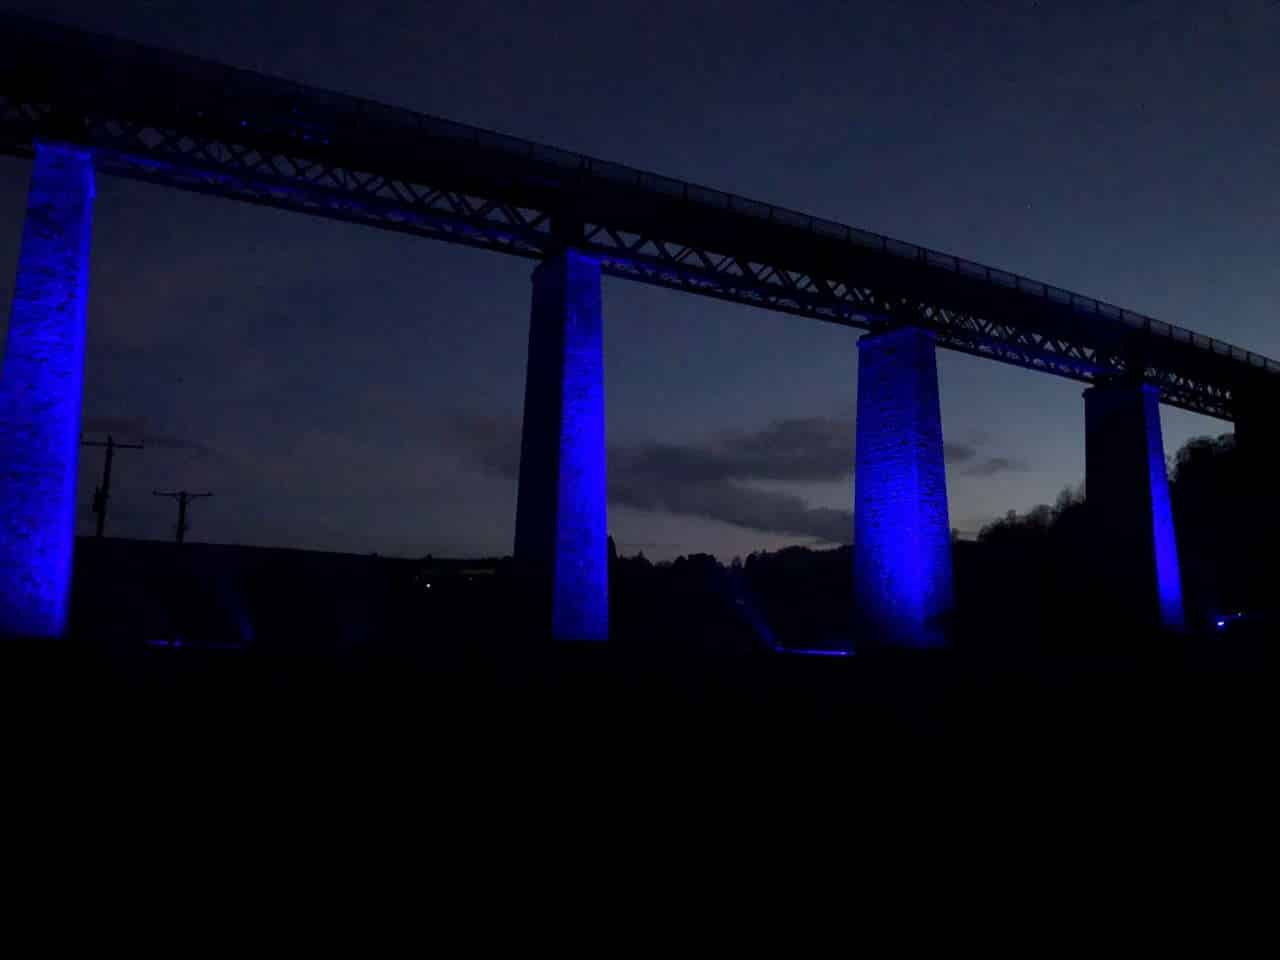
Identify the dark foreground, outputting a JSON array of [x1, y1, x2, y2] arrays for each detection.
[[2, 631, 1265, 760], [7, 539, 1266, 796], [3, 635, 1270, 876]]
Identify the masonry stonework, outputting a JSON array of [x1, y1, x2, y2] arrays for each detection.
[[514, 248, 608, 642], [0, 143, 95, 638], [854, 327, 954, 647]]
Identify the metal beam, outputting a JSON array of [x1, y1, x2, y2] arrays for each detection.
[[1, 13, 1274, 421]]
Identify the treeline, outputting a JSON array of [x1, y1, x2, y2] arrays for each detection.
[[606, 433, 1251, 652], [71, 434, 1252, 654], [972, 434, 1248, 627]]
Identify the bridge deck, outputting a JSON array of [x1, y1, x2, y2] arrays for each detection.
[[1, 13, 1275, 420]]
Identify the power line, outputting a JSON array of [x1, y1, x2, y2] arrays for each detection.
[[82, 434, 144, 538], [151, 490, 212, 545]]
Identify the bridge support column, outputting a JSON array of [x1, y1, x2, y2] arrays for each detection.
[[854, 327, 954, 647], [0, 143, 95, 639], [514, 248, 608, 642], [1084, 382, 1184, 631], [1230, 380, 1279, 621]]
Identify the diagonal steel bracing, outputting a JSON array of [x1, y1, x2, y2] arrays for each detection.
[[1, 13, 1273, 421]]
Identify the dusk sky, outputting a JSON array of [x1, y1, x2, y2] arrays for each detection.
[[1, 0, 1276, 561]]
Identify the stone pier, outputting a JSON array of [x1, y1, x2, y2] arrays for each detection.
[[0, 143, 95, 639], [854, 327, 954, 647], [514, 248, 608, 642], [1084, 381, 1184, 631]]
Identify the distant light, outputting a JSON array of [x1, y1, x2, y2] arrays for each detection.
[[775, 646, 852, 657], [1213, 611, 1249, 630]]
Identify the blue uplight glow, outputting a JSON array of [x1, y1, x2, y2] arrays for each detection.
[[1212, 611, 1246, 632], [723, 569, 777, 648], [773, 646, 853, 657], [853, 328, 955, 648], [0, 144, 94, 639], [515, 249, 608, 642], [1142, 386, 1185, 631], [551, 251, 608, 641]]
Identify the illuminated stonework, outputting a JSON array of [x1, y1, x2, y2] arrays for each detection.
[[854, 327, 954, 647], [514, 248, 608, 642], [0, 143, 95, 638]]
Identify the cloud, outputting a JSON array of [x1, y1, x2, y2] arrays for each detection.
[[715, 417, 851, 483], [943, 441, 1028, 477], [962, 456, 1027, 478], [717, 422, 1025, 482], [81, 416, 215, 456], [445, 412, 1026, 543], [609, 441, 851, 542], [440, 414, 521, 478]]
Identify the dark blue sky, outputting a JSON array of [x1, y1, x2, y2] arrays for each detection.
[[2, 0, 1276, 560]]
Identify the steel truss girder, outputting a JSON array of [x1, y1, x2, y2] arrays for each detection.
[[581, 223, 1225, 416], [0, 86, 1259, 421], [1, 97, 558, 256]]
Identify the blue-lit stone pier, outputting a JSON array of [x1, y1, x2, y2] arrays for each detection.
[[514, 248, 609, 642], [0, 143, 95, 639], [1084, 381, 1185, 631], [853, 327, 955, 647]]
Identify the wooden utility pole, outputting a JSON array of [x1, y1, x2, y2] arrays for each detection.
[[152, 490, 212, 545], [82, 435, 144, 537]]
